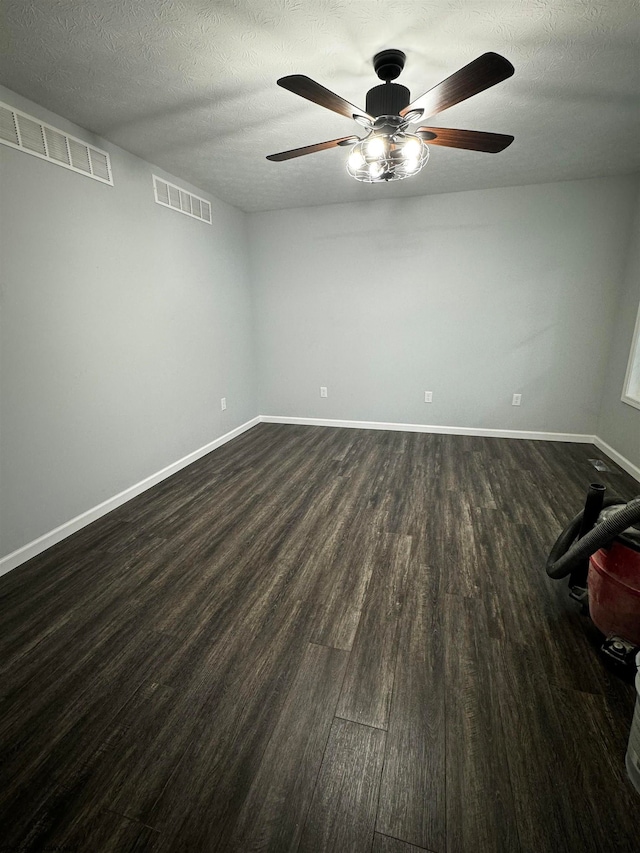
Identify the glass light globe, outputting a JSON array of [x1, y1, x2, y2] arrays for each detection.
[[366, 137, 386, 159], [348, 150, 365, 170], [346, 132, 429, 183], [402, 138, 422, 159]]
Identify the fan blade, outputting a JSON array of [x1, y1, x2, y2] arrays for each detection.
[[416, 126, 514, 152], [400, 52, 514, 119], [266, 136, 359, 161], [278, 75, 373, 122]]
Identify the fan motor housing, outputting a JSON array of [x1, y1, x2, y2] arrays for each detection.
[[366, 83, 410, 118]]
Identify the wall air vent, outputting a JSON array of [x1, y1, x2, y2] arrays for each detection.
[[0, 101, 113, 185], [153, 175, 212, 224]]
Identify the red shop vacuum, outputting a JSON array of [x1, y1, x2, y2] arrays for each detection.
[[547, 485, 640, 666]]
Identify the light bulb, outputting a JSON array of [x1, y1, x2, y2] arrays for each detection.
[[348, 150, 365, 170], [368, 162, 383, 178], [366, 137, 385, 158], [402, 138, 422, 159], [403, 158, 419, 173]]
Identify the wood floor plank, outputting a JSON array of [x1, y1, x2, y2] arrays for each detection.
[[0, 629, 173, 848], [335, 533, 411, 729], [308, 517, 381, 651], [490, 639, 605, 853], [27, 587, 307, 848], [437, 489, 481, 597], [116, 598, 312, 850], [15, 805, 159, 853], [443, 593, 520, 853], [376, 561, 445, 851], [372, 832, 434, 853], [0, 541, 169, 686], [549, 686, 640, 853], [225, 642, 349, 852], [297, 717, 386, 853]]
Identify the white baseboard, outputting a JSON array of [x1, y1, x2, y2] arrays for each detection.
[[262, 415, 640, 484], [0, 416, 260, 578], [3, 414, 637, 578], [259, 414, 596, 444], [593, 436, 640, 484], [260, 415, 640, 482]]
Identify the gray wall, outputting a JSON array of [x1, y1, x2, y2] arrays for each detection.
[[0, 86, 256, 559], [250, 176, 638, 435], [2, 81, 638, 562], [597, 183, 640, 469]]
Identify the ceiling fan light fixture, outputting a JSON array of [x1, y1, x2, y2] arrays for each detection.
[[346, 132, 429, 183]]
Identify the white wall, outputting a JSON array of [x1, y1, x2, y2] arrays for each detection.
[[249, 176, 638, 435], [597, 183, 640, 469], [0, 85, 256, 560]]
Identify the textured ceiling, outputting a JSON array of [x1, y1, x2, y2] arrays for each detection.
[[1, 0, 639, 212]]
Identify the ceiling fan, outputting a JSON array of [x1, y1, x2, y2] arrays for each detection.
[[267, 49, 514, 183]]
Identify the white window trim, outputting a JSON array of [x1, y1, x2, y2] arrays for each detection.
[[621, 298, 640, 410]]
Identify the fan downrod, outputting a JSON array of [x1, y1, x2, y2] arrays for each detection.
[[373, 49, 406, 82]]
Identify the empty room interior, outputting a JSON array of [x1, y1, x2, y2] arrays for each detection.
[[2, 2, 640, 852]]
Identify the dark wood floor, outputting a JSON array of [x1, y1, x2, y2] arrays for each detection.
[[1, 423, 640, 852]]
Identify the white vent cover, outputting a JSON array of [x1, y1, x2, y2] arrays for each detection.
[[0, 100, 112, 185], [153, 175, 212, 224]]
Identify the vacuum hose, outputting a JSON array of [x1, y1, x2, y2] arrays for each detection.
[[546, 494, 640, 580]]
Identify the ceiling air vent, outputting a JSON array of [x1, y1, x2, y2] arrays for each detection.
[[153, 175, 212, 224], [0, 100, 113, 186]]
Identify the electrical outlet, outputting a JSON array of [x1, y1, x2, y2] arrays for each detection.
[[512, 393, 522, 406], [320, 386, 328, 398], [424, 391, 433, 403], [221, 397, 227, 411]]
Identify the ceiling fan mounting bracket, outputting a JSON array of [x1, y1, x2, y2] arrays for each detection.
[[373, 49, 406, 82]]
